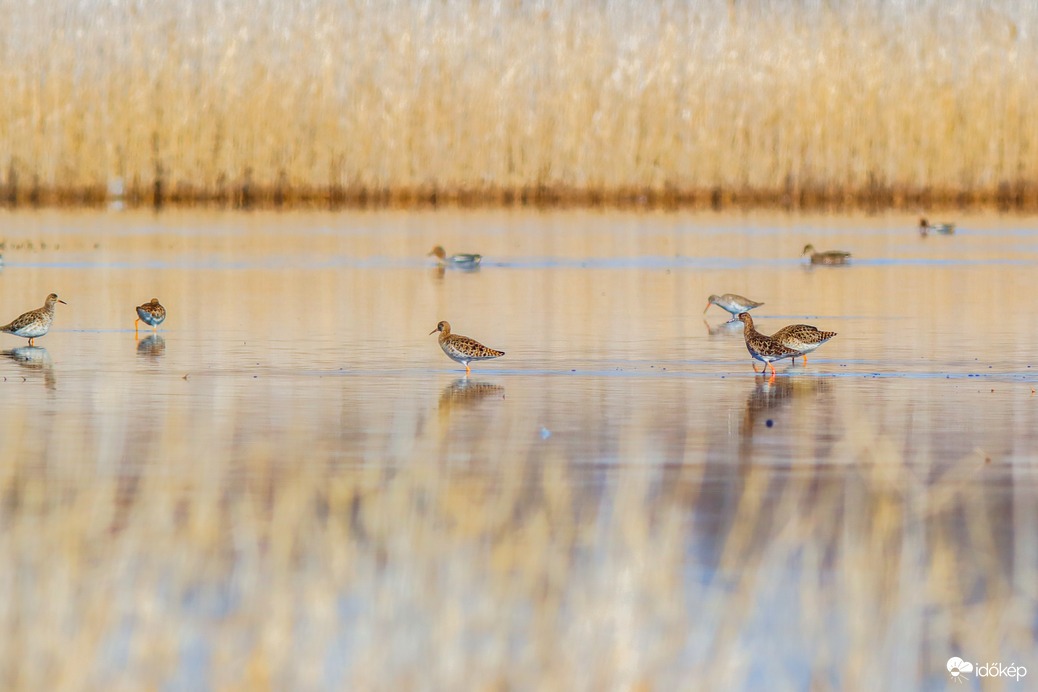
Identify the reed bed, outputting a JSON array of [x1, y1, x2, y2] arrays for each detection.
[[1, 0, 1038, 209]]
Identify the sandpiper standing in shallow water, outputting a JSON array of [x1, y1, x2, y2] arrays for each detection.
[[428, 246, 482, 270], [0, 293, 66, 346], [135, 298, 166, 336], [736, 312, 799, 375], [704, 293, 764, 321], [770, 323, 837, 365], [918, 217, 955, 236], [430, 321, 504, 375], [801, 244, 851, 265]]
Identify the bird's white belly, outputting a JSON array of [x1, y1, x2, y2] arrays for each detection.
[[11, 323, 48, 338]]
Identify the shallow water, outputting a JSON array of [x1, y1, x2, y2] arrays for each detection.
[[0, 208, 1036, 690]]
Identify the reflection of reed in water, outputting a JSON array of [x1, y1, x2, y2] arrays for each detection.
[[0, 395, 1032, 688], [2, 346, 56, 390], [136, 334, 166, 358], [438, 378, 505, 410]]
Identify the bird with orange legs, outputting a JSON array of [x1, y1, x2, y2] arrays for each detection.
[[135, 298, 166, 337], [770, 323, 837, 365], [430, 321, 504, 375], [0, 293, 66, 346], [736, 312, 799, 376]]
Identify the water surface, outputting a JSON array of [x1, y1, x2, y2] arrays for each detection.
[[0, 208, 1035, 690]]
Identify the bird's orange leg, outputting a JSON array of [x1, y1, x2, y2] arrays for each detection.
[[802, 355, 807, 365], [752, 362, 760, 373], [135, 317, 140, 338], [767, 361, 776, 375], [28, 338, 33, 346], [465, 364, 471, 375]]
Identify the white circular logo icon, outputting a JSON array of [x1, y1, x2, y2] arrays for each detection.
[[947, 657, 974, 681]]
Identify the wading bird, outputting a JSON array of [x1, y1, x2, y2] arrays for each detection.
[[430, 321, 504, 375], [0, 293, 66, 346], [736, 312, 799, 375]]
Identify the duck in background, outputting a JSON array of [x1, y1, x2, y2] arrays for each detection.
[[918, 217, 955, 236], [428, 246, 482, 270], [801, 243, 851, 265]]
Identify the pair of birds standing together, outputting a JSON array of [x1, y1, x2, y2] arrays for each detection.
[[0, 294, 166, 345], [705, 294, 837, 375]]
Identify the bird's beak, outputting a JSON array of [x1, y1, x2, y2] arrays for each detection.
[[429, 328, 438, 335], [703, 302, 710, 313], [58, 299, 67, 305]]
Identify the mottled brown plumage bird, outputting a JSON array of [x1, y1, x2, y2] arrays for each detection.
[[0, 293, 66, 346], [736, 312, 799, 375], [135, 298, 166, 335], [770, 323, 837, 365], [430, 321, 504, 374]]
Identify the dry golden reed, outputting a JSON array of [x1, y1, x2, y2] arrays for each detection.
[[1, 0, 1037, 207]]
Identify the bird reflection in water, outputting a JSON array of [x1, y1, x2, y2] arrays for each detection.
[[2, 346, 56, 390], [438, 377, 505, 411], [741, 374, 833, 435], [703, 318, 744, 337], [136, 334, 166, 358]]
